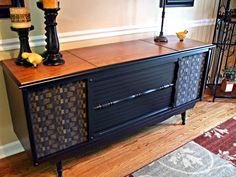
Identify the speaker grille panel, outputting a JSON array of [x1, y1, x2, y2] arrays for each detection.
[[28, 80, 87, 159], [175, 53, 206, 106]]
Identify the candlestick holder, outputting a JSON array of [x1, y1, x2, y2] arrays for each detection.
[[11, 26, 34, 66], [37, 2, 64, 66]]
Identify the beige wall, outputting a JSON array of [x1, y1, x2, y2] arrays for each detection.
[[231, 0, 236, 8], [0, 0, 218, 43], [0, 0, 218, 147], [0, 66, 18, 145]]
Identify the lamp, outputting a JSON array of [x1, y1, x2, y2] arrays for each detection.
[[154, 0, 168, 42]]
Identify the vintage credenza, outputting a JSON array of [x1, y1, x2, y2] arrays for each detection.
[[2, 36, 214, 177]]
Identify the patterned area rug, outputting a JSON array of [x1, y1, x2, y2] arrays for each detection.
[[194, 116, 236, 166], [127, 116, 236, 177]]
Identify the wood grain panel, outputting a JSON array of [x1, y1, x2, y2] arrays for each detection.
[[68, 40, 176, 68], [0, 0, 11, 6], [143, 35, 214, 51], [0, 95, 235, 177], [2, 51, 96, 87]]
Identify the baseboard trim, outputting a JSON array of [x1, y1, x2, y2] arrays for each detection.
[[0, 141, 24, 159], [0, 18, 215, 52]]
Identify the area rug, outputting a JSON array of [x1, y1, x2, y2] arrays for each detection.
[[194, 116, 236, 166], [127, 116, 236, 177]]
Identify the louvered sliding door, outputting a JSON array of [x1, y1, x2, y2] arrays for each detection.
[[90, 58, 178, 136]]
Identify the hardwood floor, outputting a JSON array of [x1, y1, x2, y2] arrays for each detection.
[[0, 96, 236, 177]]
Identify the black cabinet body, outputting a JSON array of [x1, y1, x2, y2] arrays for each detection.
[[3, 43, 213, 165]]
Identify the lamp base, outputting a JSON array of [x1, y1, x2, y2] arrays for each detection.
[[154, 34, 168, 43]]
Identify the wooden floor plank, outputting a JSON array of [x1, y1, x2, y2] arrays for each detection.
[[0, 96, 235, 177]]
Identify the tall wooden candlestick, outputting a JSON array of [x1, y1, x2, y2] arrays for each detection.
[[37, 1, 64, 66]]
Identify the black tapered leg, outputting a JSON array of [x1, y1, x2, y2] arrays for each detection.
[[181, 112, 186, 125], [56, 161, 63, 177]]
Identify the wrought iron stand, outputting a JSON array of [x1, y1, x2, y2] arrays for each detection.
[[209, 0, 236, 101]]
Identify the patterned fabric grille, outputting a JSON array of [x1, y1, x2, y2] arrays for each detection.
[[175, 53, 206, 106], [28, 80, 87, 159]]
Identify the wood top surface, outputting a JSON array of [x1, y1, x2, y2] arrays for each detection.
[[2, 36, 213, 87], [2, 51, 96, 86], [68, 40, 175, 68], [143, 35, 214, 51]]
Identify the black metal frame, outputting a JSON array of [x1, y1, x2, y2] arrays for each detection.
[[160, 0, 194, 8], [0, 0, 24, 18], [208, 0, 236, 101]]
